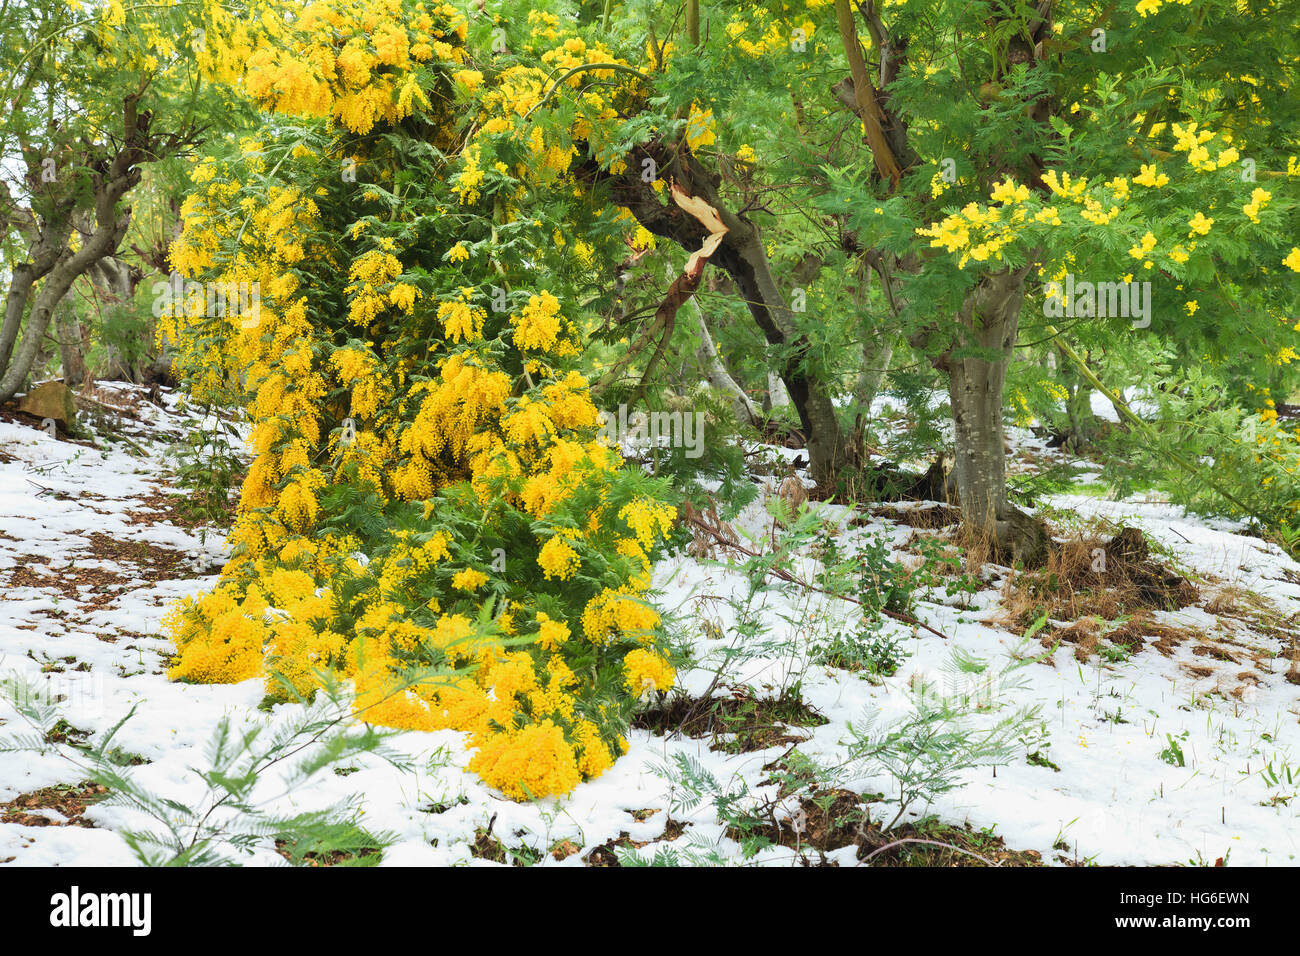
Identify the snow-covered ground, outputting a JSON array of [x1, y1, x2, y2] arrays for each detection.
[[2, 385, 1298, 866]]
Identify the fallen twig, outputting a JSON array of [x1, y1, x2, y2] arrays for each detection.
[[859, 837, 999, 867]]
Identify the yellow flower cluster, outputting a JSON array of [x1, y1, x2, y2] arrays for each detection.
[[1242, 188, 1272, 223], [163, 0, 679, 802], [229, 0, 464, 134], [916, 177, 1032, 268], [623, 648, 675, 697], [685, 104, 716, 151], [469, 720, 581, 800], [581, 588, 662, 645], [437, 295, 487, 344], [1136, 0, 1193, 16], [538, 533, 581, 580], [513, 291, 565, 352], [619, 498, 677, 551], [1170, 122, 1239, 174], [723, 11, 817, 58], [917, 132, 1277, 282]]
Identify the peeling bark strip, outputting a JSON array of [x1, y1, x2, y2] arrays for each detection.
[[595, 182, 728, 397], [579, 144, 855, 488], [658, 182, 727, 322], [667, 180, 727, 302], [671, 182, 728, 247]]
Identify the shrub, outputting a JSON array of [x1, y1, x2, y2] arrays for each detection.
[[160, 0, 679, 800]]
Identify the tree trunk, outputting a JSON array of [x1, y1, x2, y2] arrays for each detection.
[[1057, 345, 1098, 451], [855, 336, 894, 412], [90, 257, 144, 382], [691, 297, 758, 425], [941, 266, 1049, 564], [0, 219, 73, 380], [592, 145, 857, 489], [0, 88, 157, 403], [706, 222, 853, 488], [149, 324, 176, 386], [0, 280, 66, 400], [56, 294, 87, 387], [765, 370, 791, 411], [0, 191, 138, 403]]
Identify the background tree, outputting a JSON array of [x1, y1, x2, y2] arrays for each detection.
[[0, 0, 238, 401], [535, 0, 1299, 559]]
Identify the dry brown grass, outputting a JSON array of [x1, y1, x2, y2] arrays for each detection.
[[869, 503, 962, 529], [1036, 612, 1199, 662], [1203, 583, 1298, 640], [1200, 582, 1300, 683], [954, 519, 996, 576], [999, 525, 1200, 660]]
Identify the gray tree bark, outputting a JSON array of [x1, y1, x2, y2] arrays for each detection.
[[56, 293, 87, 387], [0, 201, 131, 402], [855, 337, 894, 413], [690, 297, 758, 425], [1057, 344, 1098, 450], [940, 265, 1049, 563], [765, 370, 791, 410], [89, 256, 144, 382], [0, 100, 149, 403], [0, 216, 72, 379], [710, 223, 852, 487]]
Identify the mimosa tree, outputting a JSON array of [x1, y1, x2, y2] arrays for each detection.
[[162, 0, 681, 800]]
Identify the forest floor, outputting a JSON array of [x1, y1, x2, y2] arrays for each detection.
[[1, 384, 1298, 866]]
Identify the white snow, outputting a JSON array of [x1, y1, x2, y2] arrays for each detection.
[[2, 385, 1298, 867]]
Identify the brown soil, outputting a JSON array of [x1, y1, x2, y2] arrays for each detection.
[[632, 687, 828, 754], [1, 782, 108, 828], [742, 786, 1044, 867], [125, 482, 238, 530], [1, 533, 202, 610], [585, 817, 692, 866]]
